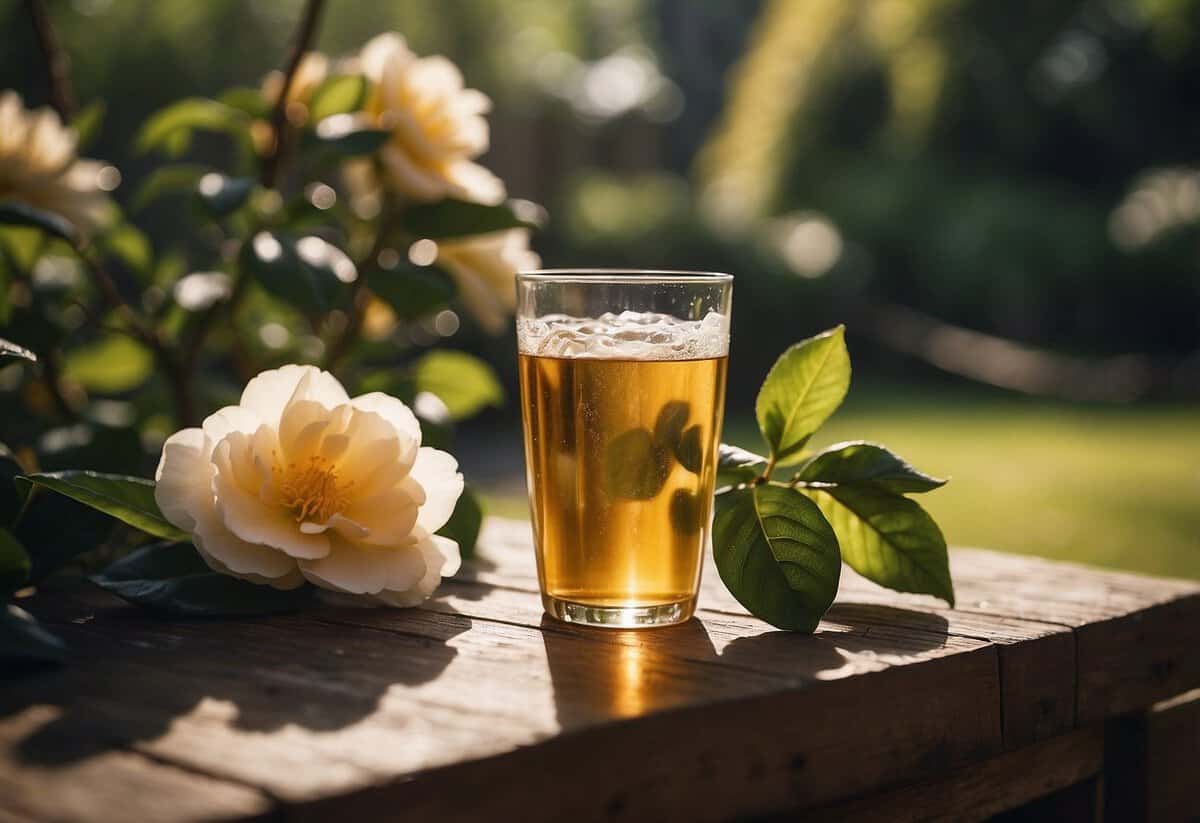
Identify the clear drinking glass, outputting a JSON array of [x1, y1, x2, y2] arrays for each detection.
[[516, 270, 733, 627]]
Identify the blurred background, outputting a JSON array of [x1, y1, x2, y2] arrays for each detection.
[[3, 0, 1198, 577]]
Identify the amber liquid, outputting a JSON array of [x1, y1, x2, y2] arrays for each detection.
[[518, 353, 727, 610]]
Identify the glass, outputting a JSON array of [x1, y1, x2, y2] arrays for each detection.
[[516, 270, 733, 627]]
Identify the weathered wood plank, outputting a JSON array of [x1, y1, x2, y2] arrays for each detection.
[[7, 582, 1000, 816], [0, 704, 271, 823], [473, 520, 1078, 749], [3, 518, 1197, 822], [475, 519, 1200, 740], [1104, 688, 1200, 823], [806, 726, 1104, 823], [1147, 688, 1200, 823], [287, 648, 999, 822]]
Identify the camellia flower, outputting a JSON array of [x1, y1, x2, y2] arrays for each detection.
[[435, 228, 541, 334], [252, 52, 331, 155], [358, 32, 505, 205], [155, 364, 464, 606], [262, 51, 330, 111], [0, 90, 114, 235]]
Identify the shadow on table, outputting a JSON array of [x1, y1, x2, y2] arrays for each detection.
[[0, 594, 471, 766], [540, 603, 951, 733]]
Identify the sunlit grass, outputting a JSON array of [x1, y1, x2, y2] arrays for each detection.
[[481, 381, 1200, 581], [723, 381, 1200, 580]]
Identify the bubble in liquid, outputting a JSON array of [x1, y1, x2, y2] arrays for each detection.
[[518, 311, 729, 360]]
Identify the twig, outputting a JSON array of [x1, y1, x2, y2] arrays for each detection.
[[172, 0, 329, 420], [71, 241, 195, 423], [259, 0, 327, 189], [24, 0, 75, 121]]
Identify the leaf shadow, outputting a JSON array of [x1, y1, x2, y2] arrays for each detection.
[[0, 590, 470, 766], [539, 615, 851, 734], [539, 602, 954, 734]]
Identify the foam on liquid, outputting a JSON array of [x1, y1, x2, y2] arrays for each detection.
[[518, 310, 729, 360]]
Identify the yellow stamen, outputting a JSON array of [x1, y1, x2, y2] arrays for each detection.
[[274, 454, 352, 524]]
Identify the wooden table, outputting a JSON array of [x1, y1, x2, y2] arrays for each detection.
[[3, 518, 1199, 822]]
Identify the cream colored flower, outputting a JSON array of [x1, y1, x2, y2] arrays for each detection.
[[0, 90, 113, 235], [262, 52, 330, 110], [155, 364, 464, 606], [358, 33, 504, 204], [253, 53, 331, 155], [435, 229, 540, 334]]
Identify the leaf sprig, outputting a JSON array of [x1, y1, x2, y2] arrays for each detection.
[[713, 326, 953, 631]]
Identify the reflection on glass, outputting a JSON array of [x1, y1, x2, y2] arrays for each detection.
[[518, 271, 732, 627], [519, 354, 727, 613]]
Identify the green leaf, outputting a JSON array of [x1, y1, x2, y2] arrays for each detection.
[[716, 443, 768, 487], [0, 201, 74, 242], [19, 472, 190, 542], [401, 199, 541, 239], [802, 485, 954, 605], [309, 74, 368, 121], [0, 336, 36, 362], [370, 265, 456, 320], [63, 334, 153, 393], [240, 231, 355, 315], [712, 484, 841, 632], [13, 482, 115, 582], [0, 527, 31, 595], [132, 164, 209, 212], [437, 485, 483, 561], [311, 117, 391, 156], [0, 604, 65, 664], [99, 222, 153, 276], [91, 542, 315, 617], [136, 98, 249, 156], [606, 427, 670, 500], [219, 86, 271, 119], [796, 441, 946, 494], [195, 173, 254, 217], [649, 401, 702, 474], [755, 325, 850, 464], [72, 99, 106, 150], [413, 350, 503, 421]]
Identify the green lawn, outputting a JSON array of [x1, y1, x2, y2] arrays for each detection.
[[484, 381, 1200, 581]]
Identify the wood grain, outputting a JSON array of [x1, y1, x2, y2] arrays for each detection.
[[1, 518, 1197, 822], [0, 705, 270, 823], [1147, 688, 1200, 823], [807, 726, 1104, 823], [478, 521, 1082, 750]]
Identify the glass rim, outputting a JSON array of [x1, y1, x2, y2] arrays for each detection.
[[517, 268, 733, 285]]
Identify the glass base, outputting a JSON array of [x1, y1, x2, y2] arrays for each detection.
[[541, 594, 696, 628]]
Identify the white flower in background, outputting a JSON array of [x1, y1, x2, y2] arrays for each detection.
[[433, 229, 541, 334], [155, 365, 464, 606], [262, 51, 330, 110], [253, 52, 331, 155], [0, 90, 115, 235], [358, 32, 505, 204]]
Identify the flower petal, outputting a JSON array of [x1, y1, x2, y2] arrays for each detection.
[[240, 364, 348, 428], [349, 392, 421, 465], [192, 524, 303, 588], [212, 438, 331, 560], [371, 530, 458, 606], [360, 32, 413, 82], [154, 427, 209, 533], [341, 487, 419, 547], [298, 535, 422, 599], [409, 447, 464, 533], [201, 405, 261, 453]]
